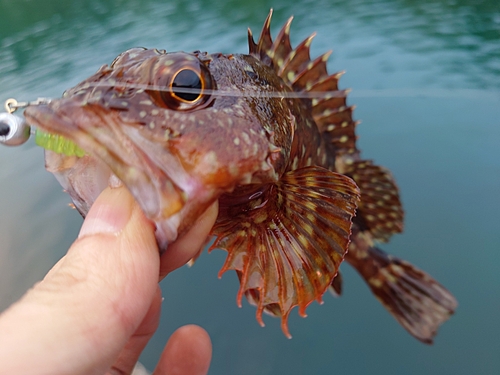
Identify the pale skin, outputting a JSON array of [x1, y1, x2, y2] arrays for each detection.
[[0, 185, 218, 375]]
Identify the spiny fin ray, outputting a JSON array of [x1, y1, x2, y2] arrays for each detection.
[[269, 16, 294, 70], [210, 166, 360, 337], [248, 10, 358, 158]]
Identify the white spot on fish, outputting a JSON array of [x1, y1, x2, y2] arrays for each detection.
[[229, 164, 239, 176], [252, 143, 259, 155], [244, 65, 255, 73], [204, 151, 218, 168], [241, 132, 251, 145]]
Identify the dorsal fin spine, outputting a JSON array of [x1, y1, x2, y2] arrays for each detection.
[[247, 9, 360, 170], [278, 33, 316, 79], [270, 16, 294, 70], [292, 51, 332, 90], [248, 28, 257, 54], [256, 10, 274, 63]]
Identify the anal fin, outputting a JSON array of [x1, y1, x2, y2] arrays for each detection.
[[210, 166, 360, 337], [328, 270, 343, 297]]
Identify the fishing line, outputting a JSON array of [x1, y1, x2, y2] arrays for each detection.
[[73, 82, 500, 100], [3, 83, 499, 114], [1, 82, 498, 147]]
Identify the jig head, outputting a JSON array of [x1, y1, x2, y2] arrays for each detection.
[[0, 98, 51, 146]]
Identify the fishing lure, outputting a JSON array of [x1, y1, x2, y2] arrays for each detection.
[[0, 10, 456, 342]]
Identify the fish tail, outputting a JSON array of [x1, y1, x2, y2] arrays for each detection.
[[346, 232, 457, 344]]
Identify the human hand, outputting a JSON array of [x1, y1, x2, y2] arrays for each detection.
[[0, 185, 218, 374]]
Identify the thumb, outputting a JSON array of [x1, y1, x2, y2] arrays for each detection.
[[0, 186, 160, 375]]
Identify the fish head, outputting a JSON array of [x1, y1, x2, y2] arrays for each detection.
[[24, 48, 294, 248]]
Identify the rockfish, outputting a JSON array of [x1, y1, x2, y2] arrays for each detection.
[[24, 10, 457, 343]]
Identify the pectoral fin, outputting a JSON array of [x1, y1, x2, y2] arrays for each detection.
[[210, 166, 360, 337]]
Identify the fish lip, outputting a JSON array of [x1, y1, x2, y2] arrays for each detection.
[[24, 101, 207, 242]]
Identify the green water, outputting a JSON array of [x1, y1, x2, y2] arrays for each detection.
[[1, 0, 499, 374]]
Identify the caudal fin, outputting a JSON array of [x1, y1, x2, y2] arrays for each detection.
[[346, 233, 457, 344]]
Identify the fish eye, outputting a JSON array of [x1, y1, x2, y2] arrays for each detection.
[[152, 55, 215, 111], [170, 69, 203, 102]]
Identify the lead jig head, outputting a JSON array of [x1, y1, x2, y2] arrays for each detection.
[[0, 97, 54, 147], [0, 112, 30, 146]]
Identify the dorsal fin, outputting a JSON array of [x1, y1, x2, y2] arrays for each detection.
[[248, 10, 359, 157]]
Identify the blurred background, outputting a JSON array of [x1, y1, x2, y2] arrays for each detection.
[[0, 0, 499, 373]]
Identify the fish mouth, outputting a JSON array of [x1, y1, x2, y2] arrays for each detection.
[[24, 100, 215, 248]]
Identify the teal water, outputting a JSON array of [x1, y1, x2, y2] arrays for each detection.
[[1, 0, 499, 374]]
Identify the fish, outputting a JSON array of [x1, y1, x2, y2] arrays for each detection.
[[24, 10, 457, 343]]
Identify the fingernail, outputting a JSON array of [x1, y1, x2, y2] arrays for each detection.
[[78, 186, 134, 237]]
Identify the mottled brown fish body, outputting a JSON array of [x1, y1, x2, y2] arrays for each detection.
[[24, 10, 456, 342]]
